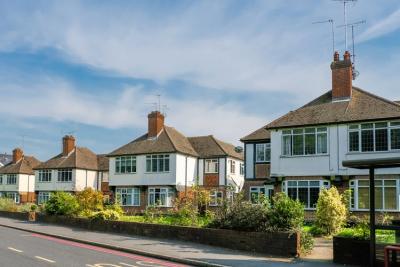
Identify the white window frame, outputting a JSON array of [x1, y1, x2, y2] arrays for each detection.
[[148, 187, 174, 207], [348, 121, 400, 153], [205, 159, 219, 174], [38, 170, 52, 182], [57, 169, 72, 182], [349, 179, 398, 212], [240, 163, 244, 176], [229, 160, 236, 174], [116, 187, 140, 206], [0, 174, 3, 184], [4, 192, 20, 204], [115, 156, 137, 174], [209, 190, 223, 206], [38, 192, 52, 204], [250, 186, 274, 203], [6, 174, 17, 185], [282, 180, 330, 210], [145, 154, 170, 173], [282, 127, 328, 156], [255, 143, 271, 163]]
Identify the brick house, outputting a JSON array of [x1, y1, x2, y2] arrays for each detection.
[[107, 111, 244, 212], [33, 135, 109, 204], [243, 51, 400, 218], [0, 148, 41, 203]]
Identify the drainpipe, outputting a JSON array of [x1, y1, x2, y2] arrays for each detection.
[[185, 157, 188, 197]]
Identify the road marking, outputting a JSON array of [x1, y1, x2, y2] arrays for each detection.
[[35, 256, 55, 263], [8, 247, 23, 253], [120, 262, 138, 267]]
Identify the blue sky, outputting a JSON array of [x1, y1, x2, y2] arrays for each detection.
[[0, 0, 399, 160]]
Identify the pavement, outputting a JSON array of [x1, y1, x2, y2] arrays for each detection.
[[0, 216, 347, 267]]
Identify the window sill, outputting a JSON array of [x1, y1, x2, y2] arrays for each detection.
[[114, 172, 137, 175], [255, 161, 271, 164], [120, 205, 141, 207], [280, 154, 329, 158], [144, 171, 171, 174], [350, 209, 399, 212], [346, 150, 400, 155]]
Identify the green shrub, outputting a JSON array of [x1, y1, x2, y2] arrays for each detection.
[[316, 186, 346, 235], [267, 193, 304, 231], [104, 203, 124, 215], [18, 203, 37, 212], [0, 198, 18, 212], [89, 210, 121, 221], [209, 194, 269, 231], [300, 230, 314, 255], [45, 192, 79, 216], [76, 188, 104, 215]]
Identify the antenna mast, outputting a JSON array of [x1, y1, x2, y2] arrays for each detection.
[[332, 0, 357, 51], [312, 19, 335, 54]]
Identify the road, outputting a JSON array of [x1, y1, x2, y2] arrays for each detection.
[[0, 226, 191, 267]]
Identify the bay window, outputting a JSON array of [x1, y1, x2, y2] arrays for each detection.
[[349, 121, 400, 152], [350, 180, 397, 211], [58, 169, 72, 182], [38, 170, 52, 182], [256, 143, 271, 162], [282, 127, 328, 156], [38, 192, 51, 204], [115, 156, 136, 174], [205, 159, 219, 173], [116, 188, 140, 206], [148, 188, 174, 207], [4, 192, 19, 203], [282, 180, 330, 209], [146, 154, 170, 173]]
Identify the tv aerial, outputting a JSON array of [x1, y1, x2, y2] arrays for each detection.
[[312, 19, 335, 55], [332, 0, 358, 51]]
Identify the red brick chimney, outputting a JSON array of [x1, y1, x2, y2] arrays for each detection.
[[330, 51, 353, 100], [148, 111, 165, 138], [12, 148, 23, 164], [62, 135, 76, 156]]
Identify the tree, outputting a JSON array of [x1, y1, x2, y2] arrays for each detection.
[[316, 186, 346, 235], [76, 188, 104, 214]]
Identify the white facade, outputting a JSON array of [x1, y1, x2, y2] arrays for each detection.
[[34, 169, 98, 192], [271, 122, 400, 177], [0, 174, 35, 192]]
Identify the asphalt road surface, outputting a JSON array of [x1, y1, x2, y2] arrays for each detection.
[[0, 226, 191, 267]]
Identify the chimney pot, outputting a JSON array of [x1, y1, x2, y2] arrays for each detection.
[[62, 135, 76, 156], [148, 111, 165, 138], [12, 148, 23, 164], [330, 51, 353, 100]]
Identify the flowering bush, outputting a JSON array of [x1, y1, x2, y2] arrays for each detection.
[[45, 192, 79, 216], [316, 186, 346, 235]]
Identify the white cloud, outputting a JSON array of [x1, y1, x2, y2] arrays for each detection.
[[358, 8, 400, 43]]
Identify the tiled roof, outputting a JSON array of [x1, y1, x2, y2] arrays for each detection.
[[267, 87, 400, 129], [240, 125, 271, 142], [188, 136, 244, 160], [108, 126, 198, 157], [97, 154, 109, 171], [0, 156, 41, 175], [35, 147, 99, 171]]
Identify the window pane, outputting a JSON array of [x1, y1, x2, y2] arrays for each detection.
[[310, 188, 320, 209], [375, 128, 388, 151], [293, 129, 303, 134], [361, 130, 374, 152], [375, 122, 388, 128], [359, 180, 369, 186], [305, 128, 315, 134], [349, 131, 359, 152], [349, 125, 359, 130], [375, 187, 383, 210], [287, 188, 297, 200], [384, 187, 396, 210], [361, 123, 373, 129], [164, 157, 170, 172], [298, 188, 308, 207], [317, 133, 328, 154], [293, 135, 304, 155], [283, 135, 291, 156], [152, 158, 157, 172], [256, 144, 265, 162], [358, 187, 369, 209], [305, 134, 316, 155], [391, 129, 400, 150]]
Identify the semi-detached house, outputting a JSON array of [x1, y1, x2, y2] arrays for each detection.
[[0, 148, 40, 203], [243, 51, 400, 217], [34, 135, 109, 204], [108, 111, 244, 212]]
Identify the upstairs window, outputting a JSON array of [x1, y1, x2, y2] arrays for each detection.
[[209, 190, 223, 206], [256, 143, 271, 162], [115, 156, 136, 174], [146, 154, 170, 173], [282, 127, 328, 156], [38, 170, 52, 182], [0, 175, 2, 184], [205, 159, 219, 173], [6, 174, 17, 185], [229, 160, 236, 174], [57, 169, 72, 182], [240, 163, 244, 175], [348, 121, 400, 153]]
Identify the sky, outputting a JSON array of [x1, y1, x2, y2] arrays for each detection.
[[0, 0, 399, 160]]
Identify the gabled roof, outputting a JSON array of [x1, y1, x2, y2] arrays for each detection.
[[0, 156, 41, 175], [240, 125, 271, 142], [108, 126, 198, 157], [267, 87, 400, 129], [35, 147, 99, 171], [97, 154, 109, 171], [188, 135, 244, 160]]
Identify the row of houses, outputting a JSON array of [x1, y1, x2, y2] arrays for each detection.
[[1, 51, 400, 215]]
